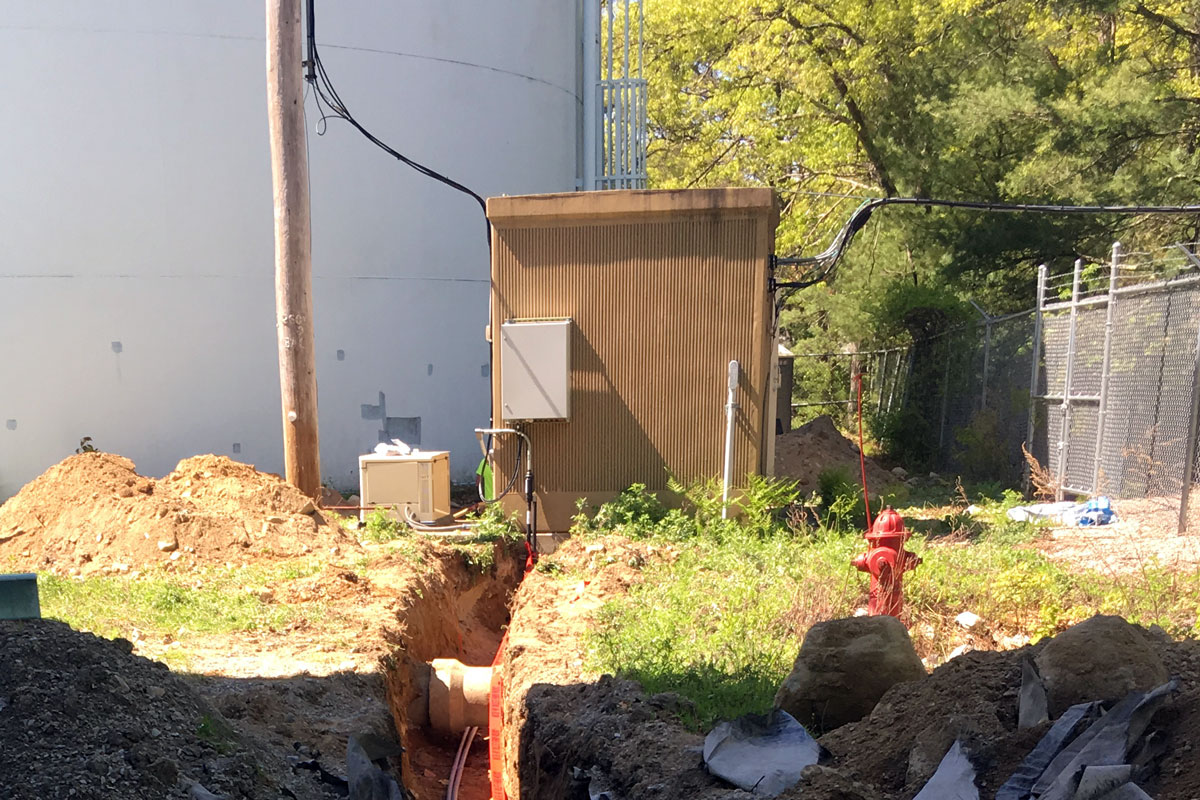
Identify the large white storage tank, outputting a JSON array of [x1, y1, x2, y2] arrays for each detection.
[[0, 1, 580, 497]]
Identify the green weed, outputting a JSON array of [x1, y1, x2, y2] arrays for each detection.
[[361, 508, 407, 542], [196, 713, 238, 754]]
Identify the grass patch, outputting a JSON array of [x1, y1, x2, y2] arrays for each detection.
[[587, 528, 858, 728], [196, 712, 238, 754], [581, 479, 1200, 729], [39, 559, 326, 642]]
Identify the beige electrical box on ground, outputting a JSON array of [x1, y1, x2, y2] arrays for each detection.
[[500, 319, 572, 420], [358, 451, 451, 524]]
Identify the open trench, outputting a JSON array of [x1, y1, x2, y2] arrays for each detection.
[[380, 543, 522, 800], [382, 535, 923, 800], [379, 535, 717, 800]]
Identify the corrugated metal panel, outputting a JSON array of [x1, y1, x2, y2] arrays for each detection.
[[487, 189, 778, 530]]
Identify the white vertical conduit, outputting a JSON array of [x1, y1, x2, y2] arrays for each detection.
[[722, 360, 740, 519], [606, 0, 615, 189], [587, 0, 647, 190], [582, 0, 599, 190]]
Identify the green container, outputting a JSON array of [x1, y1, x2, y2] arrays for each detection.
[[0, 573, 40, 620]]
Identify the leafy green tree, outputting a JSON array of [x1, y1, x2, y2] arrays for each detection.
[[644, 0, 1200, 357]]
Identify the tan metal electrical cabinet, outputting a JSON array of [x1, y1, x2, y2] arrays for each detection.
[[487, 188, 779, 532], [500, 319, 571, 420], [358, 451, 451, 524]]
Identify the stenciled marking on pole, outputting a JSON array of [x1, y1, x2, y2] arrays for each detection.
[[280, 313, 305, 349]]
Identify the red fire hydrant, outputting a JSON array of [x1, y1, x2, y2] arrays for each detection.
[[852, 506, 921, 617]]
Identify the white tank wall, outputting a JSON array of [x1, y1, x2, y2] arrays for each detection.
[[0, 1, 581, 497]]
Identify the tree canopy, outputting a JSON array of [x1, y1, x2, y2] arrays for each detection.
[[644, 0, 1200, 348]]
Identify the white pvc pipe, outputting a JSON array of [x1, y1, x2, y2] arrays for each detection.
[[582, 0, 599, 190], [722, 360, 740, 518]]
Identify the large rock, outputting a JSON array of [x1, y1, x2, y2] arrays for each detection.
[[774, 616, 926, 733], [1035, 615, 1168, 716]]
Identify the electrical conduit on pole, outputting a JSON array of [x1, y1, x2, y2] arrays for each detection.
[[722, 360, 740, 519]]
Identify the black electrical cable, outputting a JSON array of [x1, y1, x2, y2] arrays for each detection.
[[773, 196, 1200, 290], [478, 434, 523, 503], [304, 0, 489, 242]]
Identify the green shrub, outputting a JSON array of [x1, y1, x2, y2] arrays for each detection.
[[817, 467, 867, 529], [362, 508, 407, 542], [954, 409, 1008, 482], [572, 477, 802, 542], [465, 503, 523, 543], [571, 483, 691, 540], [870, 406, 938, 470]]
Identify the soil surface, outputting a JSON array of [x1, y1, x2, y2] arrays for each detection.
[[1035, 496, 1200, 574], [0, 453, 355, 575], [0, 618, 342, 800], [6, 451, 1200, 800], [775, 415, 896, 496], [0, 452, 524, 800]]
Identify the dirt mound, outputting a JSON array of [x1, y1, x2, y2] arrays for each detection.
[[0, 452, 355, 574], [503, 535, 1200, 800], [819, 646, 1041, 797], [0, 618, 340, 800], [775, 415, 896, 496]]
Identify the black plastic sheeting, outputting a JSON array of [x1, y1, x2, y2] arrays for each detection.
[[998, 679, 1177, 800], [702, 680, 1176, 800], [702, 709, 824, 796], [912, 739, 979, 800]]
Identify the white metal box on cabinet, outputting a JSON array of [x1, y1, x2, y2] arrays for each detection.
[[500, 319, 572, 420], [358, 451, 450, 524]]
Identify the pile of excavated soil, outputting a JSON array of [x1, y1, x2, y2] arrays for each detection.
[[0, 452, 356, 574], [0, 619, 343, 800], [822, 636, 1200, 800], [775, 415, 896, 497], [502, 535, 1200, 800]]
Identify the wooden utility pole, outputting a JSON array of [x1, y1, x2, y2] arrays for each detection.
[[266, 0, 321, 496]]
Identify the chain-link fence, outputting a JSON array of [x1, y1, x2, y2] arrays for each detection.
[[1032, 245, 1200, 532], [788, 241, 1200, 531]]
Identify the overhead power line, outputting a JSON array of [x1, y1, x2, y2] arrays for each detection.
[[304, 0, 489, 241], [773, 197, 1200, 290]]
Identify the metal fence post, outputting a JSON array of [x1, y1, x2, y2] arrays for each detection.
[[1092, 242, 1120, 494], [877, 349, 889, 414], [886, 348, 904, 413], [900, 348, 915, 409], [970, 300, 992, 412], [1056, 259, 1083, 501], [1178, 322, 1200, 534], [1024, 264, 1048, 494], [938, 338, 952, 454], [981, 320, 992, 412]]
